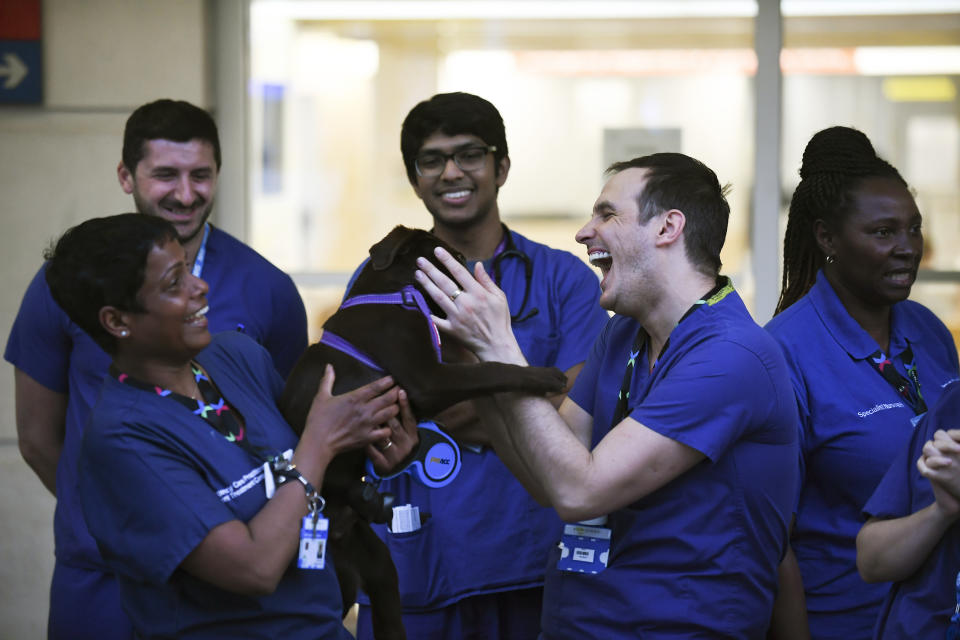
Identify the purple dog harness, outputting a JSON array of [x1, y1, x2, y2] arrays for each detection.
[[319, 285, 442, 371], [320, 284, 463, 489]]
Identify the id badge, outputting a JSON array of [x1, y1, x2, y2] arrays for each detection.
[[298, 515, 329, 570], [557, 523, 611, 574]]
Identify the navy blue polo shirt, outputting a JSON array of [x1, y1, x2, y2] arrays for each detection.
[[765, 270, 960, 639], [864, 382, 960, 639]]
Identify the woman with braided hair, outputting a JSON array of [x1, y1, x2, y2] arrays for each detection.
[[765, 126, 960, 638]]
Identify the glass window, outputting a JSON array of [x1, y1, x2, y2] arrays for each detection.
[[248, 1, 960, 348], [248, 0, 759, 337], [781, 7, 960, 350]]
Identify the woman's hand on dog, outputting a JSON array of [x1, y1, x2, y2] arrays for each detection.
[[416, 247, 526, 365], [295, 365, 397, 484], [367, 388, 420, 475]]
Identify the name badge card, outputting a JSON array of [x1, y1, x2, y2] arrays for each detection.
[[557, 523, 611, 574], [298, 515, 329, 570]]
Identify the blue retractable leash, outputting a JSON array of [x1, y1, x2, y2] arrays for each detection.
[[366, 421, 462, 488], [948, 571, 960, 639]]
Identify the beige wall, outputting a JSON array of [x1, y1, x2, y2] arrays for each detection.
[[0, 1, 209, 636]]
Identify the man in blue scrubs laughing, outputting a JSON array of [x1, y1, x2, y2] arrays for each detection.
[[416, 152, 800, 638]]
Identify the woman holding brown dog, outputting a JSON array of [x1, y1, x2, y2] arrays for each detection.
[[44, 213, 416, 639]]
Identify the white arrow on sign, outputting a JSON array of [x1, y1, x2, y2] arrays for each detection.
[[0, 52, 28, 90]]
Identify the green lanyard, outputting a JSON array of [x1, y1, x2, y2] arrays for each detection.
[[611, 277, 734, 427]]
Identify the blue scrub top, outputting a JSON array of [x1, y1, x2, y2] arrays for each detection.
[[544, 286, 799, 638], [864, 382, 960, 640], [80, 332, 350, 639], [3, 227, 308, 625], [765, 270, 960, 639], [352, 228, 609, 610]]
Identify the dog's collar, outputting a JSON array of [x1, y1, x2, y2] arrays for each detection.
[[339, 285, 442, 361]]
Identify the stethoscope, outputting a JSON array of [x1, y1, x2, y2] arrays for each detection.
[[488, 225, 539, 325]]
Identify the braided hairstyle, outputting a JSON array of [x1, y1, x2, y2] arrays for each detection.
[[775, 126, 907, 314]]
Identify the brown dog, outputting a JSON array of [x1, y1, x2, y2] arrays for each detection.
[[279, 226, 566, 640]]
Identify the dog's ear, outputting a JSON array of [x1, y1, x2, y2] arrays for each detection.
[[370, 226, 416, 271], [426, 234, 466, 266], [449, 246, 466, 266]]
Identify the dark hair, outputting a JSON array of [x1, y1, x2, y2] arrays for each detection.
[[775, 126, 907, 314], [607, 152, 730, 277], [400, 92, 508, 184], [44, 214, 179, 354], [122, 99, 222, 172]]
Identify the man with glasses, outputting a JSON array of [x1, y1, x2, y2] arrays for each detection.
[[353, 92, 609, 639]]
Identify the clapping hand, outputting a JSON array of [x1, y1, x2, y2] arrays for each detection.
[[917, 429, 960, 517]]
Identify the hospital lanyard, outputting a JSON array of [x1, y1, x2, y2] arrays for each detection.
[[109, 362, 273, 462], [865, 343, 926, 415], [611, 277, 733, 426], [191, 223, 211, 278]]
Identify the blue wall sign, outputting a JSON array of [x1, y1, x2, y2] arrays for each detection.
[[0, 40, 41, 104]]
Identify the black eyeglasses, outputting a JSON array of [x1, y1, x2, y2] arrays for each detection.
[[414, 145, 497, 177]]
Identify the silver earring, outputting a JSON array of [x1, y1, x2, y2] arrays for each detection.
[[119, 329, 129, 337], [825, 255, 836, 265]]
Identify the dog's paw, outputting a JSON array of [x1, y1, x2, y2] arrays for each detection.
[[527, 366, 567, 394], [549, 367, 568, 391]]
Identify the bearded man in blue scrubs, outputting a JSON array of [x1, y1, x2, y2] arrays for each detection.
[[353, 92, 609, 640], [5, 99, 308, 639], [415, 152, 800, 638]]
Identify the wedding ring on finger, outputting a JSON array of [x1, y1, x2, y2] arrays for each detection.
[[450, 289, 463, 302], [377, 440, 393, 451]]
